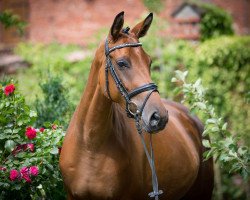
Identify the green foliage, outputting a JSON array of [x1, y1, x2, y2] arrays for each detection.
[[173, 70, 250, 200], [0, 79, 36, 151], [189, 36, 250, 147], [143, 0, 164, 14], [0, 80, 65, 199], [172, 71, 249, 178], [0, 10, 26, 34], [35, 74, 73, 129], [14, 42, 93, 106], [199, 3, 234, 41]]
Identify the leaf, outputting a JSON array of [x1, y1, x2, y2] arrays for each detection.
[[50, 147, 58, 155], [202, 139, 211, 148], [29, 110, 37, 118], [196, 102, 206, 110], [43, 122, 51, 128], [206, 118, 217, 124], [203, 149, 213, 161], [202, 129, 209, 136], [171, 77, 177, 83], [17, 120, 23, 126], [211, 126, 219, 132], [237, 147, 247, 156], [193, 79, 201, 87], [224, 137, 234, 148], [222, 122, 227, 131], [175, 70, 188, 82], [4, 140, 16, 152]]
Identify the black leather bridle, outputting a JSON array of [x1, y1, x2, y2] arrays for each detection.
[[105, 38, 158, 118], [105, 37, 163, 199]]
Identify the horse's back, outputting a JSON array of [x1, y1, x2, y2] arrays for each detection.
[[161, 99, 214, 200]]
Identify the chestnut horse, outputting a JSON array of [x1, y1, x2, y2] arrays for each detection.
[[59, 12, 214, 200]]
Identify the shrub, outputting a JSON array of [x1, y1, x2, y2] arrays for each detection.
[[14, 43, 92, 106], [34, 74, 73, 129], [172, 70, 250, 200], [189, 36, 250, 146], [0, 80, 65, 199], [199, 3, 234, 41]]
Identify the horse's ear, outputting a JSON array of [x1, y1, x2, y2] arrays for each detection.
[[131, 13, 153, 38], [109, 11, 124, 41]]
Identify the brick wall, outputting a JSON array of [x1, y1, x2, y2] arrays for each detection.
[[29, 0, 145, 45], [1, 0, 250, 45]]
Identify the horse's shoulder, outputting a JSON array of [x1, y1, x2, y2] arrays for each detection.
[[161, 98, 189, 114], [161, 98, 204, 135]]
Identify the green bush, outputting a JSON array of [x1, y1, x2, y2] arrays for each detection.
[[35, 74, 73, 129], [199, 3, 234, 41], [189, 36, 250, 146], [147, 35, 250, 199], [14, 43, 92, 106], [173, 70, 249, 200], [0, 79, 65, 199]]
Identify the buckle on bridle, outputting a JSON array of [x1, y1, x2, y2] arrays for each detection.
[[127, 101, 139, 117]]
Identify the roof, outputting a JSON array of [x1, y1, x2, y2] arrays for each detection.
[[172, 2, 204, 18]]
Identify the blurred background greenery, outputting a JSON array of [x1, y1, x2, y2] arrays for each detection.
[[0, 0, 249, 199]]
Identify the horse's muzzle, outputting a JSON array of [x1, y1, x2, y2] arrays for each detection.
[[144, 111, 168, 134]]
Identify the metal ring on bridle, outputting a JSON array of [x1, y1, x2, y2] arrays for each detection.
[[127, 101, 139, 117]]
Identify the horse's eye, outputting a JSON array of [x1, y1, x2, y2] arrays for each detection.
[[117, 60, 129, 69]]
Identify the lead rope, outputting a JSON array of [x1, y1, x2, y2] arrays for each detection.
[[134, 90, 163, 200], [135, 114, 163, 200]]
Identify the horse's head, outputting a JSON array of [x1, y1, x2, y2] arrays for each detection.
[[98, 11, 168, 133]]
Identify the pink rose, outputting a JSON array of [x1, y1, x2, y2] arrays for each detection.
[[26, 143, 35, 152], [29, 166, 39, 176], [9, 169, 19, 181], [12, 144, 24, 155], [39, 127, 45, 132], [20, 167, 31, 183], [25, 127, 37, 140], [0, 166, 6, 171], [52, 124, 57, 130], [4, 84, 15, 96]]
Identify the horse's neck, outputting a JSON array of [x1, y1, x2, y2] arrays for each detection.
[[75, 55, 113, 149]]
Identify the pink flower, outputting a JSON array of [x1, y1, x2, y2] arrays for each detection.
[[26, 143, 35, 152], [52, 124, 57, 130], [29, 166, 39, 176], [25, 127, 37, 140], [0, 166, 6, 171], [4, 84, 15, 96], [20, 167, 31, 183], [9, 169, 19, 181], [39, 127, 45, 132], [12, 144, 24, 155]]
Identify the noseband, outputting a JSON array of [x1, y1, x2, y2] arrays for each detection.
[[105, 38, 163, 199]]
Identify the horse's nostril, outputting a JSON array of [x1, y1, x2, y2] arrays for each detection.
[[150, 112, 161, 127]]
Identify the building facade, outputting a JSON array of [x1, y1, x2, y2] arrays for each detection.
[[0, 0, 249, 45]]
